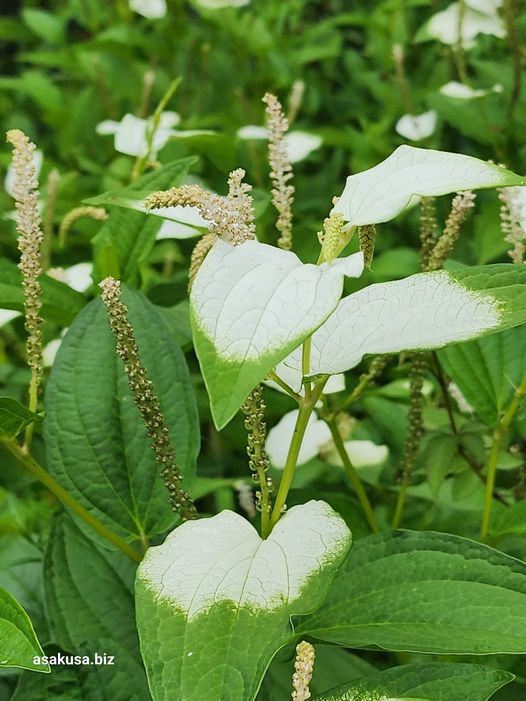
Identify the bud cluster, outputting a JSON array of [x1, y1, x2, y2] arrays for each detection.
[[263, 92, 294, 251], [99, 277, 196, 520]]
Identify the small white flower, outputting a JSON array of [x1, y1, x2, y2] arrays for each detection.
[[48, 262, 93, 293], [96, 112, 179, 158], [422, 1, 505, 48], [339, 440, 389, 468], [194, 0, 250, 8], [439, 81, 503, 99], [237, 126, 322, 163], [266, 410, 331, 469], [129, 0, 167, 19], [395, 111, 437, 142], [5, 149, 43, 198], [0, 309, 21, 327]]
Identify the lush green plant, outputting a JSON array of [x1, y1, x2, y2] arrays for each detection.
[[2, 2, 526, 701]]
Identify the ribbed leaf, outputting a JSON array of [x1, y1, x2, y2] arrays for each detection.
[[44, 287, 199, 543], [297, 530, 526, 654]]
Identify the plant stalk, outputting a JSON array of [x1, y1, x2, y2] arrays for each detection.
[[269, 378, 327, 530], [326, 416, 379, 533], [480, 371, 526, 538], [3, 439, 142, 564]]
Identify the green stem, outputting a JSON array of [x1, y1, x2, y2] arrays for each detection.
[[325, 416, 379, 533], [3, 439, 142, 564], [481, 372, 526, 538], [269, 379, 327, 530], [392, 482, 408, 530], [267, 370, 301, 402], [23, 370, 39, 450]]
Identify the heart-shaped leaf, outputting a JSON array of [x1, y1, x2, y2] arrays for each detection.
[[136, 500, 352, 701], [283, 264, 526, 377], [333, 146, 525, 226], [191, 239, 363, 428]]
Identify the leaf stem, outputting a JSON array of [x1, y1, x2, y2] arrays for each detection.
[[269, 378, 327, 530], [267, 370, 302, 402], [481, 371, 526, 538], [325, 415, 379, 533], [3, 439, 142, 564]]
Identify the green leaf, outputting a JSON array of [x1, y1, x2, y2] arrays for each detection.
[[333, 146, 525, 226], [91, 158, 197, 283], [44, 286, 199, 543], [0, 258, 85, 325], [313, 663, 513, 701], [136, 501, 352, 701], [424, 433, 458, 495], [438, 325, 526, 426], [297, 530, 526, 654], [21, 8, 64, 43], [191, 239, 364, 428], [297, 264, 526, 377], [44, 514, 149, 698], [492, 500, 526, 537], [0, 397, 37, 439], [0, 587, 49, 672]]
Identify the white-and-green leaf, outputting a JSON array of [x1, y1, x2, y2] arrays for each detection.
[[293, 264, 526, 377], [190, 239, 363, 428], [135, 500, 352, 701], [333, 146, 525, 226]]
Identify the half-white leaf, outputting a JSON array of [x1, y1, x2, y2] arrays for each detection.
[[135, 500, 352, 701], [333, 145, 525, 227], [190, 239, 363, 428], [283, 264, 526, 376]]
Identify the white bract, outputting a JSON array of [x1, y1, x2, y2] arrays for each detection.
[[138, 500, 350, 618], [420, 0, 505, 48], [395, 112, 437, 142], [237, 125, 322, 163], [332, 146, 525, 227], [266, 410, 331, 469], [129, 0, 167, 18], [439, 81, 503, 99]]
